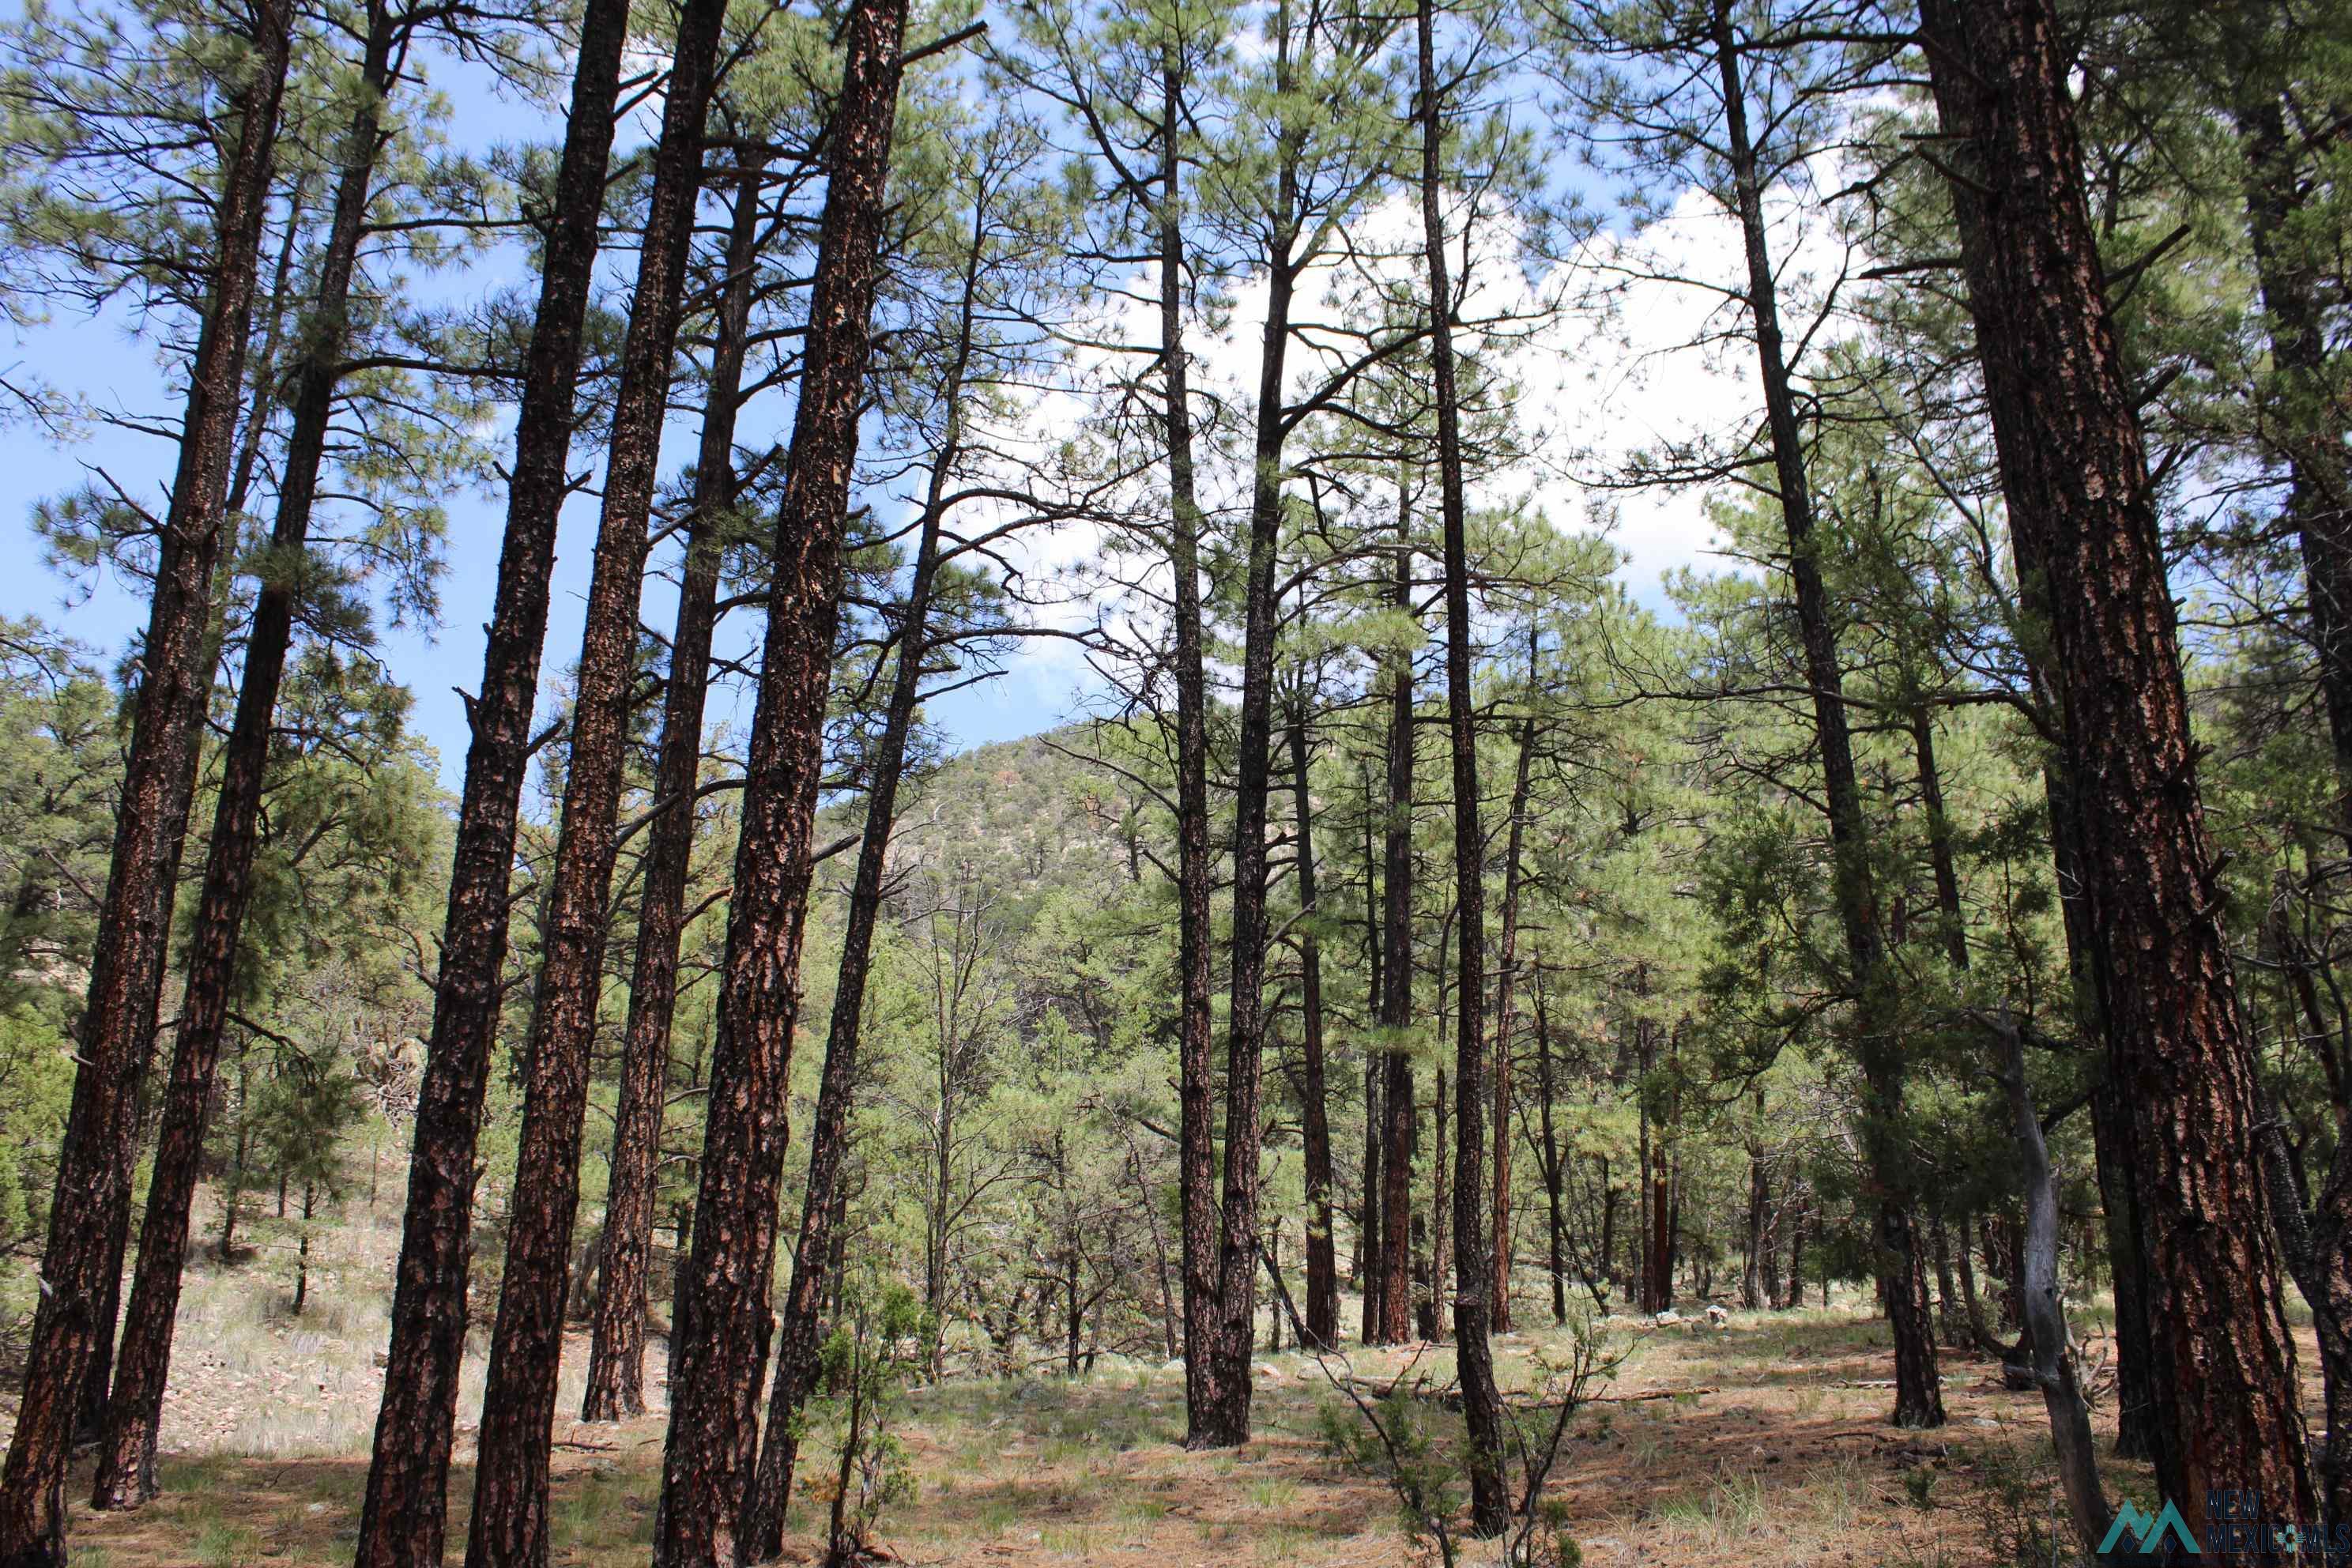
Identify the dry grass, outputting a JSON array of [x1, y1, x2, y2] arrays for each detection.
[[28, 1283, 2212, 1568], [0, 1189, 2241, 1568]]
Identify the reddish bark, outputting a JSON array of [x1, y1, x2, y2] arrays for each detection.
[[649, 0, 910, 1555], [0, 0, 293, 1556], [1920, 0, 2316, 1528], [92, 0, 403, 1511], [461, 0, 730, 1559], [580, 149, 771, 1427], [736, 177, 986, 1559], [354, 0, 632, 1555]]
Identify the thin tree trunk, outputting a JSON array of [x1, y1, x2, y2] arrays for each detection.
[[355, 0, 632, 1557], [1536, 982, 1567, 1325], [582, 152, 771, 1428], [1155, 43, 1221, 1444], [1374, 511, 1416, 1348], [1197, 0, 1303, 1444], [0, 0, 292, 1555], [1417, 0, 1503, 1524], [736, 183, 984, 1561], [1287, 701, 1338, 1351], [650, 0, 910, 1555], [463, 3, 729, 1560], [1993, 1020, 2109, 1556], [1712, 1, 1941, 1428], [92, 1, 402, 1511], [1489, 661, 1537, 1332], [1920, 0, 2316, 1525]]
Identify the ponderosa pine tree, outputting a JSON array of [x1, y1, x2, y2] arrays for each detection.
[[90, 0, 416, 1510], [1919, 0, 2316, 1530], [579, 140, 778, 1427], [1286, 693, 1340, 1350], [461, 0, 733, 1558], [0, 0, 294, 1553], [650, 0, 916, 1554], [737, 115, 1038, 1559], [1415, 0, 1506, 1523], [356, 0, 635, 1554]]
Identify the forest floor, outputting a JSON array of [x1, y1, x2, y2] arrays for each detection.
[[2, 1202, 2254, 1568]]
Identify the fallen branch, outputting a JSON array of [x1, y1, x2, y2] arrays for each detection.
[[1589, 1385, 1719, 1404]]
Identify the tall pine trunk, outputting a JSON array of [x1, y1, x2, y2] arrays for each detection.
[[1488, 673, 1536, 1331], [1416, 0, 1504, 1525], [1374, 526, 1417, 1348], [1920, 0, 2316, 1527], [1287, 703, 1339, 1351], [1711, 0, 1940, 1429], [356, 0, 631, 1555], [580, 149, 771, 1427], [0, 0, 293, 1555], [650, 0, 910, 1554], [1196, 0, 1302, 1444], [462, 0, 729, 1559], [735, 186, 987, 1559], [1155, 45, 1221, 1446], [92, 0, 402, 1510]]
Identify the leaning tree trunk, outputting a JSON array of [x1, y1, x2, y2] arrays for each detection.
[[1992, 1019, 2109, 1558], [354, 0, 632, 1558], [0, 0, 292, 1556], [735, 196, 984, 1560], [1374, 524, 1418, 1348], [1287, 701, 1340, 1351], [1417, 0, 1504, 1527], [1920, 0, 2316, 1528], [93, 0, 401, 1511], [1712, 1, 1941, 1429], [580, 149, 772, 1427], [650, 0, 910, 1555], [462, 0, 729, 1559]]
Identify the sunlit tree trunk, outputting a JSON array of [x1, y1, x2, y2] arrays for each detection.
[[650, 0, 911, 1555], [0, 0, 293, 1555], [582, 149, 771, 1427], [356, 0, 632, 1555]]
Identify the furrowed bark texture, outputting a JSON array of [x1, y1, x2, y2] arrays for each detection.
[[581, 149, 772, 1427], [463, 0, 730, 1559], [0, 0, 292, 1555], [92, 0, 401, 1510], [1155, 47, 1220, 1442], [736, 184, 987, 1559], [1920, 0, 2316, 1529], [354, 0, 631, 1555], [650, 1, 910, 1556]]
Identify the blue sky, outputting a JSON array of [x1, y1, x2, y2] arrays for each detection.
[[0, 33, 1087, 801]]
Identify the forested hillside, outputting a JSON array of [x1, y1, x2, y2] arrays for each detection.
[[0, 0, 2346, 1562]]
